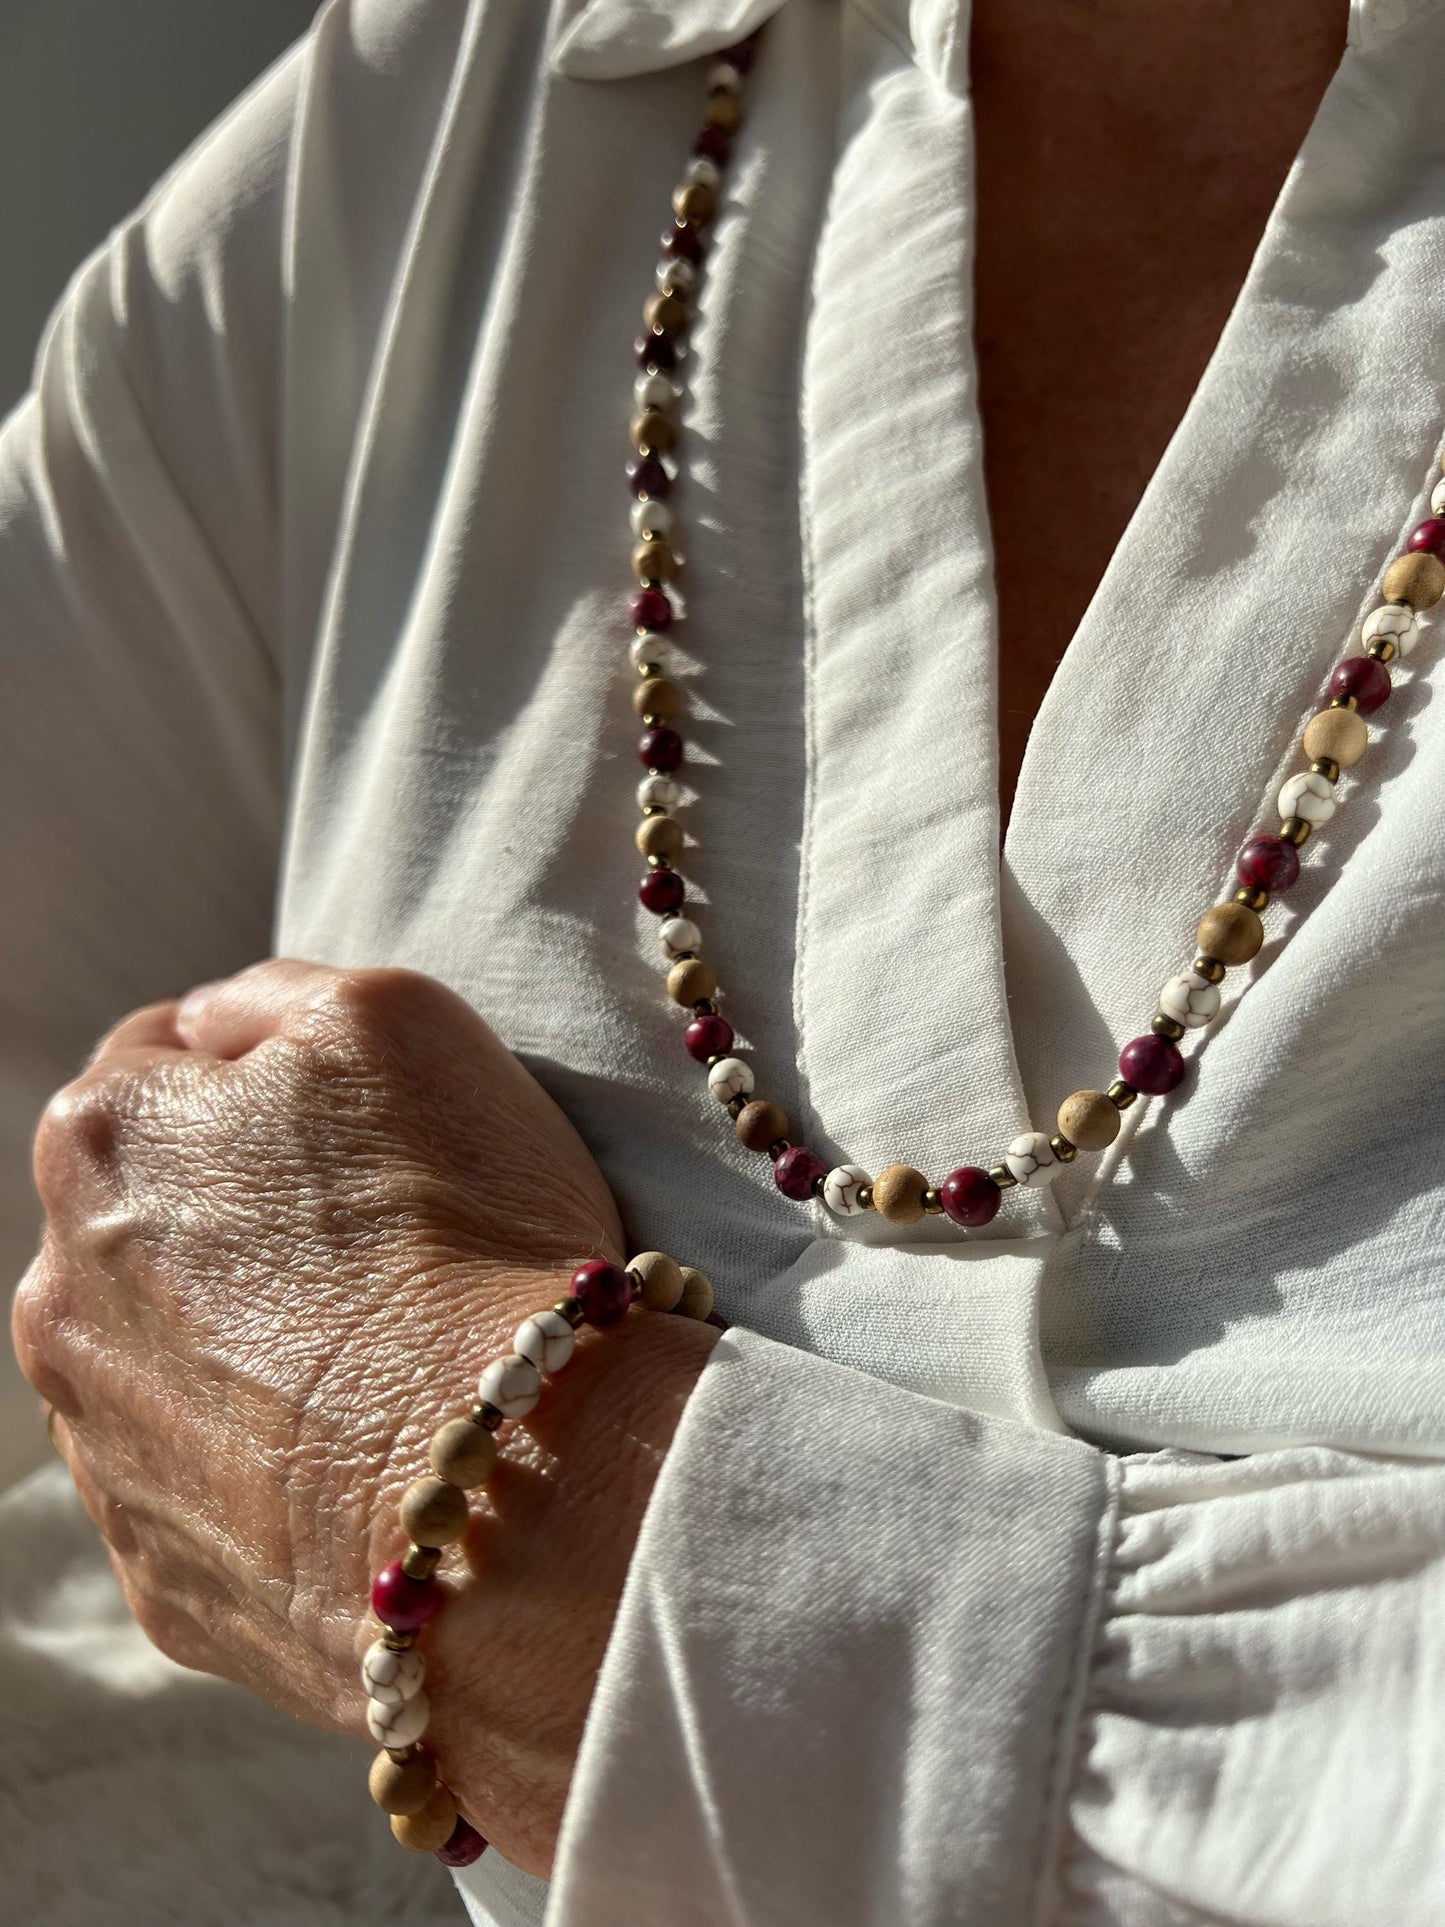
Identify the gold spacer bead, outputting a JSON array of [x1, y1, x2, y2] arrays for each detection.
[[1309, 757, 1340, 783], [767, 1137, 791, 1159], [693, 997, 719, 1016], [1328, 693, 1359, 712], [1048, 1134, 1078, 1162], [386, 1744, 419, 1763], [726, 1093, 747, 1119], [1279, 816, 1312, 847], [987, 1162, 1018, 1189], [1107, 1080, 1139, 1110], [1365, 637, 1398, 663], [472, 1400, 505, 1430], [857, 1185, 875, 1210], [1235, 886, 1269, 912], [401, 1544, 441, 1582], [1192, 955, 1227, 985], [921, 1186, 944, 1213], [553, 1297, 585, 1329], [1151, 1013, 1186, 1041], [382, 1631, 419, 1654]]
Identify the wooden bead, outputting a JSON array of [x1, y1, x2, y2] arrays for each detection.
[[668, 958, 716, 1005], [1196, 902, 1263, 966], [643, 290, 689, 335], [632, 541, 677, 584], [629, 1250, 684, 1312], [676, 1266, 714, 1320], [399, 1475, 470, 1548], [631, 401, 677, 452], [369, 1747, 437, 1817], [633, 675, 680, 720], [672, 181, 715, 224], [1301, 706, 1368, 768], [736, 1099, 789, 1151], [391, 1784, 458, 1853], [1056, 1090, 1120, 1152], [704, 91, 742, 133], [872, 1164, 928, 1224], [1382, 551, 1445, 609], [637, 814, 684, 860], [429, 1418, 496, 1489]]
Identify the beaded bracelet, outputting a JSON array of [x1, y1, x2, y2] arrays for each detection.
[[624, 25, 1438, 1229], [361, 1252, 715, 1863]]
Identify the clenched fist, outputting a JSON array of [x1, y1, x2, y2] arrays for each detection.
[[10, 959, 718, 1874]]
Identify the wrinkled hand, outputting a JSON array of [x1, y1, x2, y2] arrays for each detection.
[[11, 959, 718, 1873]]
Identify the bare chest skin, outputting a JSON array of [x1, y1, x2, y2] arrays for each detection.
[[972, 0, 1346, 832]]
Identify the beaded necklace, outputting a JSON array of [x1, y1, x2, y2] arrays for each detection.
[[626, 29, 1435, 1231]]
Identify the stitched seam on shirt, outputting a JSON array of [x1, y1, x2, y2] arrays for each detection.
[[1029, 1450, 1123, 1927]]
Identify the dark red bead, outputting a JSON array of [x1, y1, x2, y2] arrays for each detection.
[[1118, 1034, 1186, 1096], [939, 1166, 1002, 1228], [774, 1146, 828, 1200], [1327, 655, 1391, 715], [635, 330, 678, 372], [694, 125, 732, 165], [572, 1259, 633, 1328], [627, 455, 672, 499], [639, 867, 686, 914], [1236, 833, 1299, 893], [435, 1817, 488, 1868], [631, 586, 673, 630], [685, 1013, 734, 1062], [662, 223, 705, 262], [1406, 517, 1445, 557], [638, 725, 683, 771], [370, 1561, 443, 1633]]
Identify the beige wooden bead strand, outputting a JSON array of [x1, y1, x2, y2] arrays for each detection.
[[1056, 1090, 1120, 1152], [1302, 706, 1368, 767], [872, 1164, 929, 1225], [736, 1099, 789, 1151], [369, 1748, 438, 1817], [629, 1249, 684, 1311], [667, 958, 717, 1005], [428, 1418, 496, 1489], [637, 814, 684, 860], [633, 676, 681, 720], [1196, 901, 1264, 966], [676, 1266, 715, 1320], [399, 1476, 470, 1549], [1382, 551, 1445, 608], [391, 1784, 459, 1853]]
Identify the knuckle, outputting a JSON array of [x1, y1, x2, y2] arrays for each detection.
[[32, 1078, 124, 1208], [124, 1583, 203, 1671]]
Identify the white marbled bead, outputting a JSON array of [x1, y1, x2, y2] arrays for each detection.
[[638, 772, 681, 811], [660, 916, 701, 959], [823, 1165, 872, 1217], [630, 633, 670, 673], [514, 1309, 575, 1376], [1158, 969, 1221, 1030], [630, 496, 674, 539], [634, 372, 677, 412], [656, 257, 698, 297], [707, 60, 744, 93], [707, 1055, 754, 1104], [684, 156, 721, 190], [361, 1639, 425, 1708], [1432, 478, 1445, 517], [1362, 601, 1419, 657], [1279, 769, 1336, 826], [1004, 1132, 1058, 1187], [366, 1689, 430, 1749], [477, 1353, 542, 1420]]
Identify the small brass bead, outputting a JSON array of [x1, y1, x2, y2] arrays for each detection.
[[1192, 955, 1227, 985], [872, 1164, 929, 1224], [1309, 757, 1340, 783], [634, 661, 662, 681], [693, 997, 719, 1016], [857, 1185, 874, 1210], [636, 814, 684, 860], [633, 676, 680, 720], [736, 1099, 789, 1151], [1151, 1013, 1186, 1041], [1048, 1134, 1078, 1162], [704, 90, 742, 133], [676, 1266, 715, 1320], [1235, 885, 1269, 912], [1107, 1080, 1139, 1110], [1196, 901, 1263, 965], [671, 181, 715, 224], [382, 1631, 419, 1653], [668, 958, 716, 1005], [726, 1093, 747, 1119], [921, 1186, 944, 1213], [631, 404, 678, 452], [1303, 705, 1368, 768], [399, 1476, 470, 1548], [554, 1297, 586, 1329], [1279, 816, 1312, 848], [987, 1162, 1018, 1189], [645, 851, 668, 869], [1382, 551, 1445, 609], [1365, 637, 1398, 663], [629, 1250, 684, 1312], [391, 1786, 458, 1854], [632, 539, 677, 582], [472, 1400, 505, 1430], [401, 1544, 441, 1581], [1329, 693, 1358, 712], [768, 1136, 791, 1158], [644, 289, 690, 335], [1056, 1090, 1121, 1151], [429, 1417, 497, 1490]]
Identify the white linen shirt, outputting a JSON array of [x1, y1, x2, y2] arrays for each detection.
[[0, 0, 1443, 1921]]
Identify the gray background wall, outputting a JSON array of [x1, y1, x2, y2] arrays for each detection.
[[0, 0, 319, 415]]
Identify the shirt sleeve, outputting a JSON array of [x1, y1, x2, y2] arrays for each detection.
[[488, 1327, 1445, 1927], [0, 41, 305, 1481]]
